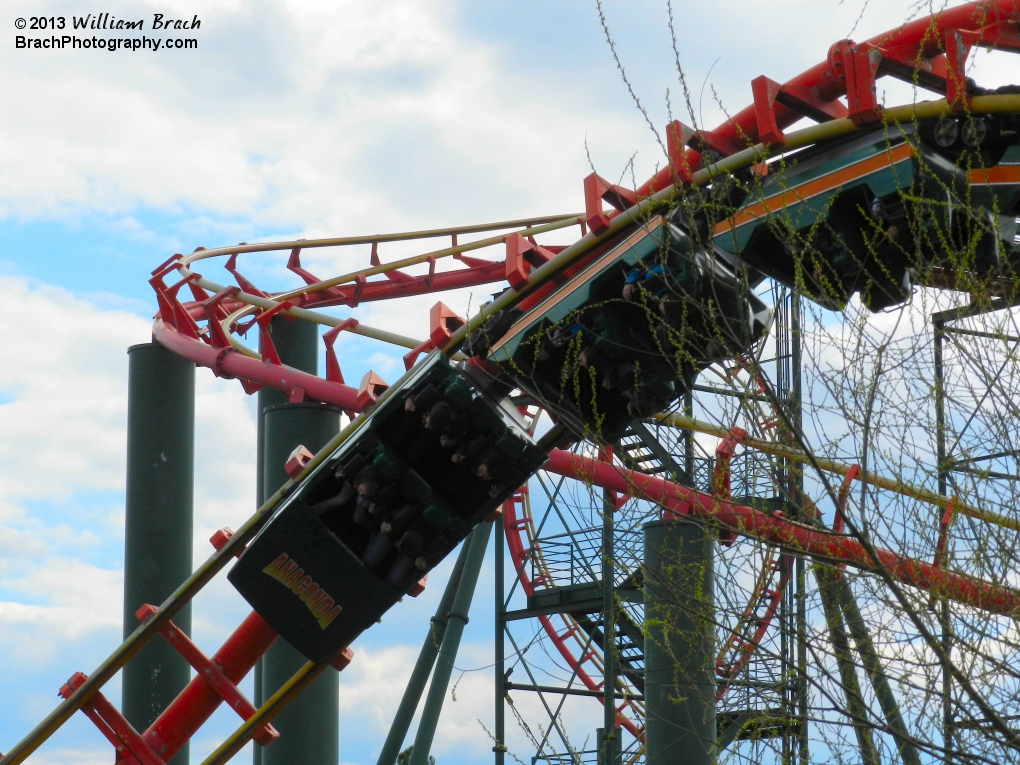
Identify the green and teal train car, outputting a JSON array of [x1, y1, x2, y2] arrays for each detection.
[[714, 114, 1020, 311], [473, 218, 770, 443]]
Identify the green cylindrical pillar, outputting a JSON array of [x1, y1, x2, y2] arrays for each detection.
[[643, 520, 715, 765], [256, 317, 322, 506], [261, 402, 342, 765], [257, 315, 342, 765], [123, 343, 195, 765], [255, 316, 322, 765]]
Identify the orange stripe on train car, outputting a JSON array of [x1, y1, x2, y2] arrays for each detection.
[[968, 164, 1020, 185], [715, 142, 915, 235]]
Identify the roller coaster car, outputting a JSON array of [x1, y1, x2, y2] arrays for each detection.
[[228, 351, 547, 662], [477, 217, 770, 443], [714, 115, 1020, 312]]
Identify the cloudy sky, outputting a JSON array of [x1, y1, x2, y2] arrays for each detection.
[[0, 1, 1016, 764]]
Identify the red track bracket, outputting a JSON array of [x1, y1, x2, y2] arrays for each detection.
[[349, 273, 368, 307], [751, 76, 785, 147], [834, 465, 860, 534], [712, 430, 746, 499], [829, 466, 861, 574], [322, 319, 359, 388], [833, 40, 884, 125], [224, 253, 268, 298], [665, 120, 696, 184], [429, 301, 466, 347], [357, 369, 389, 408], [945, 30, 979, 109], [582, 173, 638, 236], [284, 445, 314, 479], [403, 339, 434, 371], [401, 300, 468, 369], [255, 300, 296, 366], [201, 287, 242, 349], [152, 270, 204, 341], [287, 247, 344, 300], [505, 233, 556, 290], [712, 430, 746, 546], [210, 526, 246, 558]]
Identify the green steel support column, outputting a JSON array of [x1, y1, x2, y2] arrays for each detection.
[[599, 476, 619, 765], [933, 316, 954, 765], [254, 318, 317, 764], [256, 316, 342, 765], [255, 317, 320, 764], [643, 520, 714, 765], [408, 522, 494, 765], [261, 402, 342, 765], [254, 318, 319, 741], [123, 343, 195, 765], [791, 290, 810, 765], [596, 728, 621, 765], [494, 517, 507, 765], [375, 538, 473, 765], [835, 578, 921, 765], [813, 568, 880, 765]]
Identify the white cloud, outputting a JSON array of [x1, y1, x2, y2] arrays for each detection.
[[0, 276, 148, 505], [0, 0, 642, 234], [0, 561, 122, 661], [3, 0, 1010, 244]]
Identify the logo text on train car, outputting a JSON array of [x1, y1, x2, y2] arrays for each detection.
[[262, 553, 343, 629]]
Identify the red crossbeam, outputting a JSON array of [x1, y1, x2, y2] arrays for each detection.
[[134, 604, 279, 747], [134, 610, 279, 763]]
